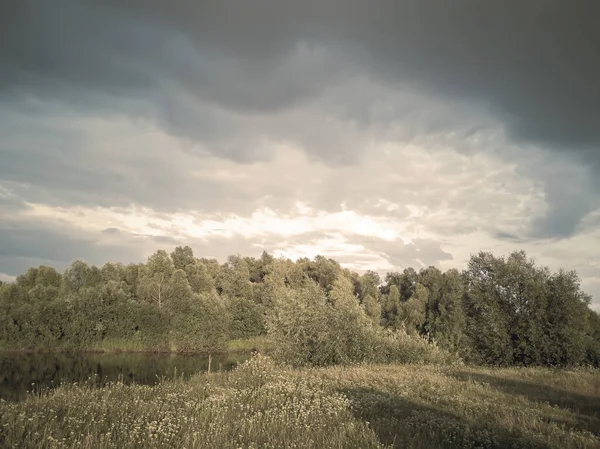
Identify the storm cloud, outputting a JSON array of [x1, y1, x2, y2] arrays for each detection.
[[1, 0, 599, 307]]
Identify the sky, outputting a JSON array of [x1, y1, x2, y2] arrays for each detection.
[[1, 1, 599, 309]]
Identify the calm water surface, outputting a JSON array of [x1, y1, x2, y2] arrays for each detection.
[[0, 352, 249, 401]]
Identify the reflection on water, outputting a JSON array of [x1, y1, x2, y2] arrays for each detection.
[[0, 351, 249, 401]]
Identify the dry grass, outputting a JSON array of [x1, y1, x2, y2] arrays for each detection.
[[1, 356, 599, 448], [315, 364, 600, 448]]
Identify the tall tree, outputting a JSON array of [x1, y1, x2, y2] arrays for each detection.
[[382, 284, 401, 329], [137, 250, 176, 310], [543, 269, 591, 365], [62, 260, 92, 293], [424, 268, 466, 351], [171, 246, 195, 271], [463, 252, 513, 365], [398, 283, 428, 335]]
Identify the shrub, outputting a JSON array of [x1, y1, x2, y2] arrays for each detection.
[[267, 275, 460, 367]]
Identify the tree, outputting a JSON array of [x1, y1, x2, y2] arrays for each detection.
[[543, 269, 591, 365], [382, 284, 401, 329], [300, 255, 341, 293], [217, 255, 252, 300], [384, 268, 418, 302], [463, 252, 513, 365], [122, 263, 142, 298], [16, 266, 62, 303], [587, 310, 600, 366], [502, 252, 550, 365], [398, 283, 428, 335], [169, 292, 229, 353], [186, 260, 215, 294], [363, 294, 382, 325], [225, 295, 266, 339], [137, 250, 176, 310], [266, 275, 377, 367], [170, 246, 214, 294], [63, 263, 101, 293], [167, 269, 194, 312], [101, 262, 123, 283], [423, 268, 466, 351], [171, 246, 195, 271], [245, 251, 274, 283]]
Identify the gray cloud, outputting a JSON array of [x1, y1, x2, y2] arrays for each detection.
[[349, 236, 453, 269], [3, 0, 599, 240], [3, 1, 599, 153], [0, 227, 144, 275], [0, 219, 270, 276]]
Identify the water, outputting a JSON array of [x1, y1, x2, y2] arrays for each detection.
[[0, 351, 249, 401]]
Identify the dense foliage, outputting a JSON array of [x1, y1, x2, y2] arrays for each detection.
[[0, 247, 598, 366]]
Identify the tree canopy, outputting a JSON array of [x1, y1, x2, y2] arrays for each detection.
[[0, 246, 597, 367]]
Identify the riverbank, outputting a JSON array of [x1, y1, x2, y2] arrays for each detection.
[[1, 355, 598, 449], [0, 336, 271, 355]]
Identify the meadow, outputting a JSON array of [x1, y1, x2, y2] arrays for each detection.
[[1, 355, 598, 449]]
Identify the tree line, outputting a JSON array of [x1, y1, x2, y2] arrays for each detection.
[[0, 247, 598, 366]]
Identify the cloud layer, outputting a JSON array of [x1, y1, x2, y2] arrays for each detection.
[[1, 0, 599, 308]]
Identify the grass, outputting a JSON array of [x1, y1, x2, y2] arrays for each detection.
[[1, 356, 598, 448], [227, 336, 272, 354]]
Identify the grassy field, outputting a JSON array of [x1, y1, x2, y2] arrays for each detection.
[[0, 355, 598, 448]]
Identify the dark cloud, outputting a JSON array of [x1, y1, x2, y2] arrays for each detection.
[[3, 0, 598, 238], [2, 1, 599, 155], [0, 227, 144, 275]]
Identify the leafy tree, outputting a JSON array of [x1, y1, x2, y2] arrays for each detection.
[[463, 252, 513, 365], [170, 246, 215, 294], [543, 269, 591, 365], [300, 255, 341, 294], [398, 283, 428, 335], [122, 263, 142, 297], [422, 268, 466, 351], [62, 260, 92, 293], [217, 255, 252, 300], [226, 296, 266, 339], [198, 258, 221, 283], [170, 291, 229, 352], [363, 294, 382, 325], [137, 250, 176, 310], [587, 310, 600, 366], [15, 266, 62, 303], [382, 285, 401, 329], [502, 252, 550, 365], [186, 260, 215, 294], [101, 262, 123, 284], [384, 268, 418, 302], [171, 246, 195, 271]]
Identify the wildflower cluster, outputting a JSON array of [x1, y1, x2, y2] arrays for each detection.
[[0, 355, 382, 449]]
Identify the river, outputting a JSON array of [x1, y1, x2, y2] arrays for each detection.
[[0, 351, 249, 401]]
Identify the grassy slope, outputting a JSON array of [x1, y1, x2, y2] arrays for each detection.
[[1, 356, 598, 449]]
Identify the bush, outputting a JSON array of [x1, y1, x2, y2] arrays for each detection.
[[170, 293, 229, 353], [267, 275, 460, 367]]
